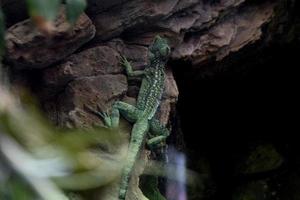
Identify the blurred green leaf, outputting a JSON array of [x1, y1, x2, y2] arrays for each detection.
[[0, 87, 127, 198], [6, 176, 36, 200], [66, 0, 87, 25], [26, 0, 61, 21]]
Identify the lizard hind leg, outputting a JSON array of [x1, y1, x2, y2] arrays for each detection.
[[147, 119, 169, 149], [147, 136, 168, 149], [113, 101, 140, 123], [100, 101, 139, 128], [85, 101, 140, 129]]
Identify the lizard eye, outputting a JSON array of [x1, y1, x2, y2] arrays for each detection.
[[160, 46, 170, 56]]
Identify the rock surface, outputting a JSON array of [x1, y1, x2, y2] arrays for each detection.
[[172, 2, 275, 64], [4, 0, 278, 69], [5, 7, 96, 69], [42, 46, 123, 96], [90, 0, 276, 66]]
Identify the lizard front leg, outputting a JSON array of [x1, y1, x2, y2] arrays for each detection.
[[120, 56, 145, 77]]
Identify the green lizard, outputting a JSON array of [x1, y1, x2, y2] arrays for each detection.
[[87, 35, 171, 200]]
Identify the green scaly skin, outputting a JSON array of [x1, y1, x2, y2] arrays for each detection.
[[88, 36, 171, 199]]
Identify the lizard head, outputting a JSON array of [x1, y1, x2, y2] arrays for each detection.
[[148, 35, 171, 63]]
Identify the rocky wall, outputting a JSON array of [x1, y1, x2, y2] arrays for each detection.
[[2, 0, 296, 199]]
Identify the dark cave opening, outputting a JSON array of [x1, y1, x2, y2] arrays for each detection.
[[171, 41, 300, 199]]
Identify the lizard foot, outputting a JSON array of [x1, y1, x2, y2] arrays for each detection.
[[84, 104, 112, 127], [147, 136, 167, 149], [120, 56, 131, 67]]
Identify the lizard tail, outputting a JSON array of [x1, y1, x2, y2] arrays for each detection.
[[119, 120, 149, 200]]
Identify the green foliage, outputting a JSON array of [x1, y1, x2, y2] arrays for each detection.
[[0, 88, 125, 199], [2, 176, 36, 200], [66, 0, 87, 25], [26, 0, 87, 24], [26, 0, 61, 21]]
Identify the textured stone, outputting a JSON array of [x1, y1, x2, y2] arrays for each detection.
[[92, 0, 196, 41], [91, 0, 276, 66], [5, 7, 96, 69], [157, 0, 245, 33], [56, 74, 127, 127], [106, 39, 149, 70], [4, 0, 279, 70], [43, 46, 122, 92], [172, 2, 275, 64]]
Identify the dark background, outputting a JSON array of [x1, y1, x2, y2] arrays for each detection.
[[172, 21, 300, 199]]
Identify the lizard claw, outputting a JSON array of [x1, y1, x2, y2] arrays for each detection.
[[120, 56, 131, 67], [95, 104, 106, 118], [84, 104, 111, 127]]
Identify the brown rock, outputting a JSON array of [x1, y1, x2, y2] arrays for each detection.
[[56, 74, 128, 127], [5, 7, 96, 69], [163, 68, 179, 102], [157, 0, 245, 33], [42, 39, 153, 100], [92, 0, 196, 41], [91, 0, 276, 67], [106, 39, 149, 70], [43, 46, 122, 91], [172, 2, 275, 65]]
